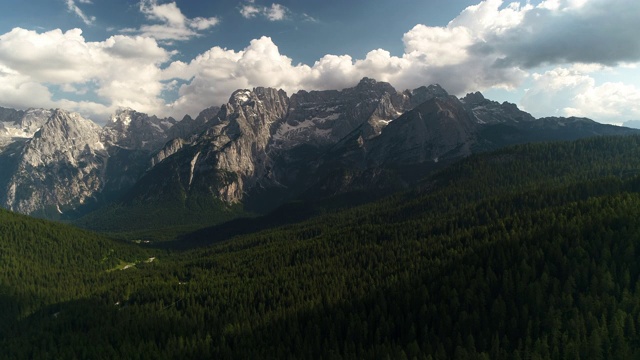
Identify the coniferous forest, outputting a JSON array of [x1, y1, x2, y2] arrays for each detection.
[[3, 135, 640, 359]]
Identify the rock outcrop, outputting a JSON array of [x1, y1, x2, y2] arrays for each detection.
[[3, 109, 106, 214]]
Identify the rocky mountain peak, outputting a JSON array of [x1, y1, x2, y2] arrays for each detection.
[[18, 108, 53, 134], [0, 108, 52, 149], [195, 106, 221, 123], [461, 91, 486, 106], [102, 107, 176, 151], [37, 109, 95, 137], [224, 87, 289, 118], [2, 77, 636, 220], [254, 87, 289, 118], [219, 87, 289, 130], [461, 93, 535, 124], [425, 84, 450, 97], [407, 84, 450, 109], [0, 106, 25, 124], [351, 77, 397, 96], [367, 95, 477, 166], [357, 77, 378, 88], [146, 86, 293, 205], [229, 89, 253, 106], [166, 112, 215, 140], [3, 109, 106, 215], [110, 107, 136, 125]]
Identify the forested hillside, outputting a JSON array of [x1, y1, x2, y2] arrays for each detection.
[[0, 210, 149, 334], [2, 136, 640, 359]]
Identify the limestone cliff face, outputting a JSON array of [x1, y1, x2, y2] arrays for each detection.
[[3, 109, 107, 214], [143, 78, 466, 209], [102, 108, 177, 151], [151, 137, 186, 168], [208, 87, 289, 202], [0, 107, 25, 124], [147, 79, 414, 206], [0, 108, 51, 149], [274, 78, 407, 149], [368, 96, 478, 166], [143, 87, 290, 204], [461, 91, 535, 124]]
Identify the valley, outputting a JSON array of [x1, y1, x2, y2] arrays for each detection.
[[1, 79, 640, 358]]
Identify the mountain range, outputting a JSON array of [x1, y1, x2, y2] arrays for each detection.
[[0, 77, 636, 232]]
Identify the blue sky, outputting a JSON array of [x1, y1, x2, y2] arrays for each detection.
[[0, 0, 639, 125]]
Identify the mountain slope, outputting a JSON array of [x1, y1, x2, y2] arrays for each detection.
[[102, 108, 177, 151], [183, 134, 640, 246], [0, 208, 147, 335], [367, 95, 477, 165], [3, 135, 640, 358], [74, 79, 423, 231], [2, 109, 107, 216]]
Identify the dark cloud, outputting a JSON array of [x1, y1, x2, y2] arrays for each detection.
[[484, 0, 640, 68]]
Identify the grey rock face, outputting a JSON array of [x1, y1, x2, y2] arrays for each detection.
[[1, 78, 426, 216], [3, 109, 107, 214], [0, 105, 207, 216], [126, 78, 557, 212], [102, 108, 177, 151], [461, 91, 534, 124], [368, 96, 477, 166], [406, 84, 450, 108], [150, 87, 290, 204], [0, 108, 52, 150], [18, 108, 53, 135], [151, 137, 186, 168], [273, 78, 408, 149], [0, 107, 25, 124], [165, 106, 222, 140], [146, 78, 417, 207]]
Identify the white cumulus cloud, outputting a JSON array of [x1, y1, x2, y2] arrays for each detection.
[[128, 0, 220, 42], [0, 28, 172, 122], [265, 4, 288, 21], [240, 5, 261, 19], [239, 2, 289, 21], [522, 66, 640, 122]]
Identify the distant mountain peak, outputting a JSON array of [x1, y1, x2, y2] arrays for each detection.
[[461, 91, 486, 105], [110, 107, 148, 126], [114, 107, 136, 114], [425, 84, 448, 94], [413, 84, 449, 98], [357, 77, 377, 87], [229, 89, 254, 105], [353, 77, 397, 95], [103, 108, 177, 151]]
